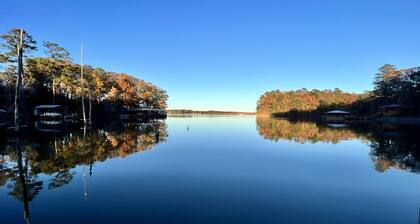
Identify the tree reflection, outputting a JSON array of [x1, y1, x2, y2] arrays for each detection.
[[48, 170, 75, 190], [256, 116, 367, 144], [256, 117, 420, 174], [368, 125, 420, 173], [0, 120, 168, 223], [2, 137, 44, 224]]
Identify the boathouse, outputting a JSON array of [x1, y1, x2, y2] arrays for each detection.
[[378, 104, 411, 116], [34, 105, 63, 120], [323, 110, 350, 122]]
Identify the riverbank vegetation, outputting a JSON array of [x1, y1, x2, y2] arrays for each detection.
[[0, 28, 168, 120], [257, 64, 420, 117]]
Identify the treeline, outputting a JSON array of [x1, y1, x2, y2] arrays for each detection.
[[257, 64, 420, 117], [0, 28, 168, 117], [167, 109, 255, 115], [257, 88, 366, 116]]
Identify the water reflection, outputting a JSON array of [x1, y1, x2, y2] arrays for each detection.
[[369, 125, 420, 173], [256, 116, 368, 144], [1, 117, 420, 223], [256, 116, 420, 173], [0, 120, 167, 223]]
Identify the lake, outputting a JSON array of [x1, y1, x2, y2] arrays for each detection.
[[1, 116, 420, 224]]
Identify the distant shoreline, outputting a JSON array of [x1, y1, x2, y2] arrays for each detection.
[[166, 109, 256, 116]]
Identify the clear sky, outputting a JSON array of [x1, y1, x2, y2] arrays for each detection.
[[2, 0, 420, 112]]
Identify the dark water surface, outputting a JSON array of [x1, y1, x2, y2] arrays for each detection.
[[1, 116, 420, 224]]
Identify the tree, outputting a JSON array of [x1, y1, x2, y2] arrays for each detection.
[[90, 68, 109, 102], [0, 28, 37, 65], [42, 41, 71, 104], [0, 29, 37, 130], [373, 64, 399, 102], [43, 41, 70, 61], [0, 66, 16, 109], [114, 74, 137, 107]]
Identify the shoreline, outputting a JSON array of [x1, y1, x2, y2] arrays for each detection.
[[166, 109, 256, 116]]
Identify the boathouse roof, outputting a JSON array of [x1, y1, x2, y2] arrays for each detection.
[[325, 110, 350, 114], [378, 104, 405, 109], [327, 123, 349, 128], [34, 105, 62, 109]]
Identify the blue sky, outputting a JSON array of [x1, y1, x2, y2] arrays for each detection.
[[2, 0, 420, 112]]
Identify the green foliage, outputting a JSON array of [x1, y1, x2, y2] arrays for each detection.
[[373, 65, 420, 105], [0, 28, 37, 63], [42, 41, 71, 61], [0, 28, 168, 110]]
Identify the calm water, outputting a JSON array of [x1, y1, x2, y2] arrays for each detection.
[[1, 116, 420, 224]]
